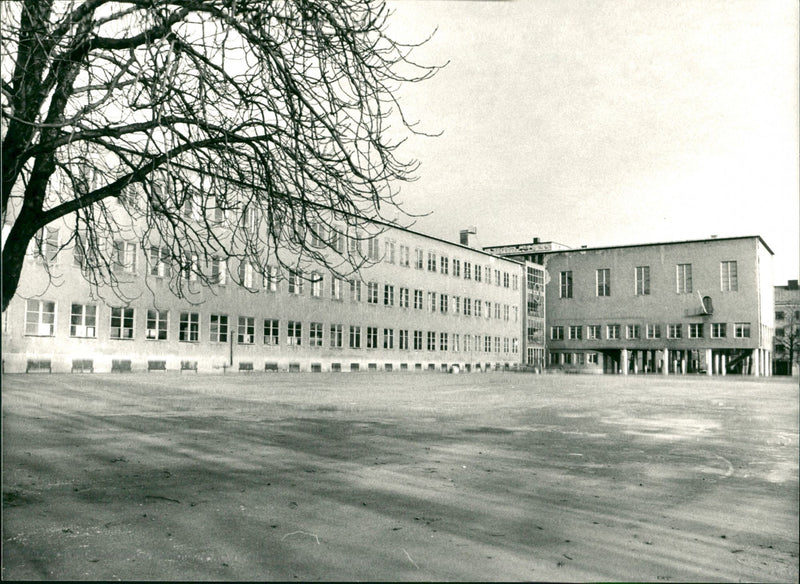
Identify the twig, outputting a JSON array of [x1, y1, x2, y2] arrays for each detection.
[[281, 530, 320, 545], [402, 548, 419, 569]]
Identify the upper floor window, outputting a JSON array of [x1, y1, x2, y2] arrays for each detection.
[[626, 324, 640, 339], [559, 271, 573, 298], [367, 281, 379, 304], [667, 324, 682, 339], [384, 284, 395, 306], [385, 240, 396, 264], [646, 324, 661, 339], [587, 325, 601, 340], [596, 268, 610, 297], [688, 323, 704, 339], [330, 276, 342, 300], [452, 259, 461, 277], [775, 311, 785, 320], [635, 266, 650, 296], [676, 263, 692, 294], [350, 279, 362, 302], [734, 322, 751, 338], [720, 261, 738, 292], [551, 326, 564, 340], [710, 323, 726, 338], [113, 241, 137, 273], [464, 262, 472, 280], [310, 272, 323, 297], [288, 270, 303, 295], [427, 252, 437, 272], [474, 265, 482, 282], [149, 246, 171, 278], [399, 245, 410, 267], [31, 227, 60, 263], [210, 256, 226, 285], [367, 237, 381, 261], [568, 325, 582, 340], [25, 299, 56, 336], [287, 320, 302, 345], [606, 324, 620, 339], [440, 256, 449, 275], [414, 248, 424, 269]]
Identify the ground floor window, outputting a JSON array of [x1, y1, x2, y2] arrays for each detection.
[[25, 299, 56, 336], [366, 326, 378, 348], [349, 326, 361, 349], [179, 312, 199, 342], [70, 303, 96, 338], [309, 322, 323, 347], [287, 320, 302, 345], [110, 307, 135, 340], [238, 316, 255, 344], [264, 319, 279, 345], [330, 324, 343, 348], [146, 309, 168, 340], [210, 314, 228, 343]]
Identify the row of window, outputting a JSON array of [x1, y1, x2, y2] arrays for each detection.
[[775, 310, 800, 321], [549, 322, 752, 341], [24, 300, 519, 353], [557, 262, 739, 298]]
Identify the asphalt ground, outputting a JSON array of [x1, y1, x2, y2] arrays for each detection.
[[2, 372, 798, 581]]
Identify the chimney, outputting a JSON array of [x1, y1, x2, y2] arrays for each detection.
[[532, 237, 540, 244], [789, 280, 799, 290], [460, 227, 477, 248]]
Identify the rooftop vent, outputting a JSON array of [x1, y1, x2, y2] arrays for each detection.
[[460, 227, 477, 248]]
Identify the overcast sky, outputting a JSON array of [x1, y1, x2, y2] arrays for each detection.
[[385, 0, 799, 285]]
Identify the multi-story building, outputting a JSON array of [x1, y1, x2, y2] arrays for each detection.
[[490, 236, 775, 376], [773, 279, 800, 376], [1, 214, 526, 374]]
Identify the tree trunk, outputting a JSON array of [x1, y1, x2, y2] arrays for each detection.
[[2, 213, 39, 312]]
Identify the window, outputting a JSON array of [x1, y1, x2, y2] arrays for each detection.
[[70, 303, 97, 338], [495, 303, 502, 319], [149, 246, 171, 277], [310, 272, 323, 297], [596, 268, 610, 297], [25, 299, 56, 336], [606, 324, 620, 340], [720, 261, 738, 292], [384, 284, 395, 306], [31, 226, 60, 263], [484, 336, 492, 352], [734, 323, 751, 338], [475, 265, 482, 282], [568, 325, 582, 340], [238, 261, 255, 289], [399, 287, 409, 308], [453, 334, 460, 352], [512, 274, 519, 290], [264, 319, 280, 345], [503, 272, 509, 288], [676, 264, 692, 294], [350, 279, 362, 302], [427, 252, 437, 272], [366, 326, 378, 349], [113, 241, 137, 273], [551, 326, 564, 340], [626, 324, 640, 339], [492, 269, 499, 286], [504, 338, 509, 353], [415, 248, 424, 269], [464, 262, 472, 280], [775, 311, 785, 320], [265, 266, 279, 292], [288, 270, 303, 295], [238, 316, 255, 344], [210, 257, 226, 285], [330, 324, 343, 348], [587, 325, 601, 340], [330, 277, 342, 300], [399, 329, 409, 350], [399, 245, 410, 267], [109, 307, 135, 340], [427, 291, 437, 313], [310, 223, 326, 248], [635, 266, 650, 296], [688, 323, 703, 339], [504, 305, 510, 321], [452, 296, 461, 314], [179, 312, 199, 342], [243, 206, 258, 232], [485, 301, 491, 319], [310, 322, 323, 347], [210, 314, 228, 343], [464, 335, 471, 352], [385, 240, 396, 264], [413, 330, 423, 350], [646, 324, 661, 339], [440, 256, 449, 275], [348, 234, 362, 255], [367, 282, 379, 304], [146, 309, 168, 340], [413, 289, 423, 310], [559, 271, 573, 298], [474, 299, 482, 318], [427, 331, 436, 351], [367, 237, 381, 260], [775, 327, 785, 338], [383, 328, 394, 349], [287, 320, 302, 345], [464, 298, 472, 316], [439, 332, 448, 351], [711, 323, 726, 338], [668, 324, 682, 339], [453, 259, 461, 277], [349, 326, 361, 349], [439, 294, 448, 313]]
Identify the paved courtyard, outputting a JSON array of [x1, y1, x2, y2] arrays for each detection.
[[2, 372, 798, 581]]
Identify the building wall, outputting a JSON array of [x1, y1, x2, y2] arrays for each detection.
[[773, 281, 800, 375], [2, 222, 525, 373]]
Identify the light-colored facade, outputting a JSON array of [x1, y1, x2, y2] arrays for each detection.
[[2, 217, 525, 374], [492, 236, 775, 376], [773, 280, 800, 376]]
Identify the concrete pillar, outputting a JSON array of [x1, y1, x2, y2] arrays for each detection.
[[721, 354, 726, 376], [633, 350, 639, 375], [714, 353, 721, 375], [752, 349, 760, 377], [706, 349, 713, 376], [663, 349, 669, 375], [681, 351, 687, 374], [621, 349, 629, 376]]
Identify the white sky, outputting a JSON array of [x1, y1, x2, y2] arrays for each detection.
[[385, 0, 799, 285]]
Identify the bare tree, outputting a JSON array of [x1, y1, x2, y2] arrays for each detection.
[[775, 309, 800, 374], [1, 0, 439, 311]]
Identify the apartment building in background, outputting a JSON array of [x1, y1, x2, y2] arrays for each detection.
[[773, 279, 800, 376]]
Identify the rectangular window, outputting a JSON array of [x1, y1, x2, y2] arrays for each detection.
[[70, 303, 97, 338], [427, 331, 436, 351], [384, 284, 395, 306], [399, 329, 409, 350], [626, 324, 641, 339], [720, 261, 738, 292], [383, 328, 394, 349], [309, 322, 323, 347], [264, 266, 279, 292], [113, 241, 137, 273], [587, 353, 598, 364], [427, 252, 437, 272], [440, 256, 449, 275], [676, 263, 692, 294], [464, 262, 472, 280], [688, 323, 703, 338], [474, 299, 482, 318], [329, 324, 343, 348], [775, 311, 785, 320], [453, 333, 460, 352], [310, 272, 323, 297], [439, 294, 448, 313], [32, 226, 60, 263], [484, 336, 492, 352], [413, 330, 423, 350], [504, 305, 510, 321], [596, 268, 610, 297], [399, 245, 410, 267], [413, 289, 423, 310], [512, 274, 519, 290], [238, 261, 255, 289], [452, 296, 461, 314], [495, 303, 502, 319], [475, 265, 482, 282], [453, 259, 461, 277], [288, 270, 303, 295], [711, 323, 727, 338], [368, 238, 381, 260], [439, 332, 448, 351], [606, 324, 620, 340], [646, 324, 661, 339], [494, 269, 501, 286], [415, 248, 424, 269], [149, 246, 171, 278], [485, 301, 491, 319], [427, 291, 437, 313], [210, 256, 226, 285], [25, 299, 56, 336], [503, 272, 509, 288], [367, 282, 379, 304], [635, 266, 650, 296], [464, 298, 472, 316], [264, 319, 280, 345], [569, 325, 582, 340], [287, 320, 302, 345], [587, 325, 601, 340], [366, 326, 378, 349], [179, 312, 199, 342], [464, 335, 471, 352], [385, 240, 396, 264], [210, 314, 228, 343], [238, 316, 255, 344], [668, 324, 682, 339], [330, 277, 342, 300], [350, 279, 362, 302], [399, 287, 409, 308], [349, 326, 361, 349], [734, 322, 751, 338], [559, 271, 573, 298], [551, 326, 564, 340], [146, 309, 168, 340]]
